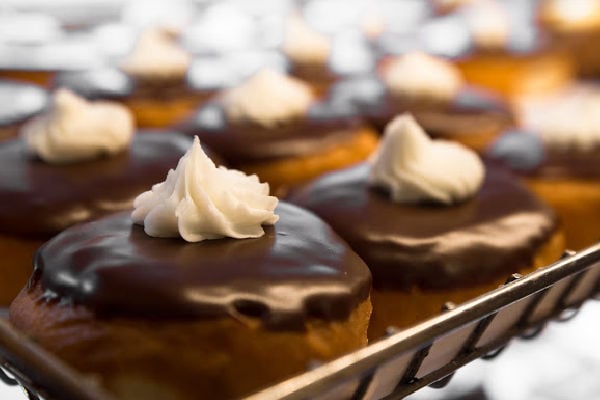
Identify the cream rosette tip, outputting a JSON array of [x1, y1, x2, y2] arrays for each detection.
[[132, 136, 279, 242], [369, 113, 485, 205]]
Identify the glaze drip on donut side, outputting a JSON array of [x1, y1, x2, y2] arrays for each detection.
[[29, 203, 372, 329]]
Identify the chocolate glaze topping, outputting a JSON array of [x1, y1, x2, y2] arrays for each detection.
[[177, 101, 365, 165], [331, 77, 513, 135], [288, 162, 558, 290], [488, 130, 600, 180], [0, 132, 192, 238], [30, 203, 371, 328], [0, 80, 48, 126]]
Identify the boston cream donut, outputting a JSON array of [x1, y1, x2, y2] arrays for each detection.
[[491, 83, 600, 250], [0, 89, 191, 306], [178, 68, 378, 195], [116, 27, 205, 128], [332, 52, 514, 153], [289, 114, 564, 339], [10, 138, 372, 400]]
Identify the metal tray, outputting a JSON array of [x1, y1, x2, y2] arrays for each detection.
[[2, 243, 600, 400]]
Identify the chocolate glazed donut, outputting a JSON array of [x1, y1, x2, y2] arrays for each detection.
[[30, 203, 370, 326], [288, 162, 564, 338], [489, 130, 600, 251], [10, 203, 372, 400], [178, 101, 367, 164], [176, 100, 379, 195], [330, 76, 514, 153]]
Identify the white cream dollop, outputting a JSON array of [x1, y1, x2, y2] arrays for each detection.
[[120, 27, 191, 79], [283, 15, 332, 64], [22, 89, 134, 164], [384, 52, 463, 100], [369, 113, 484, 205], [132, 136, 279, 242], [224, 68, 314, 127]]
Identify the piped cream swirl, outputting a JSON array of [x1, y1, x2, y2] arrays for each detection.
[[21, 89, 134, 164], [369, 113, 484, 205], [224, 68, 314, 127], [132, 136, 279, 242], [120, 27, 191, 79], [384, 52, 463, 100]]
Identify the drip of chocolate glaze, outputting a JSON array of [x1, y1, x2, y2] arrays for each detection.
[[30, 202, 372, 329], [0, 132, 192, 238], [175, 100, 365, 165], [288, 162, 558, 290]]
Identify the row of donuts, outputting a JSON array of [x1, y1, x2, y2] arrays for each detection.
[[2, 4, 600, 254], [2, 92, 564, 399], [1, 1, 599, 399]]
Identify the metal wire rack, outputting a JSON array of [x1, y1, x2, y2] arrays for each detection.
[[2, 243, 600, 400]]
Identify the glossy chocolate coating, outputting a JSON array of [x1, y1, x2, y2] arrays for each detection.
[[331, 77, 513, 136], [177, 101, 364, 165], [30, 202, 372, 328], [288, 163, 558, 290], [0, 132, 191, 238], [488, 130, 600, 180], [0, 80, 48, 127]]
